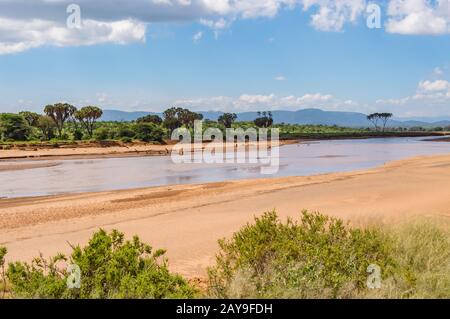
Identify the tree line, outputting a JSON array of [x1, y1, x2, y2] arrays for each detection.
[[0, 103, 279, 143]]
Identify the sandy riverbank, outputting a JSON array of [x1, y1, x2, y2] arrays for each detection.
[[0, 140, 297, 164], [1, 154, 450, 278]]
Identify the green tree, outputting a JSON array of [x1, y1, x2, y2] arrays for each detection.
[[74, 106, 103, 138], [136, 114, 163, 125], [367, 113, 381, 131], [254, 111, 273, 128], [218, 113, 237, 128], [44, 103, 77, 138], [163, 107, 203, 131], [19, 111, 40, 127], [36, 115, 56, 140], [0, 113, 31, 141], [379, 113, 393, 132]]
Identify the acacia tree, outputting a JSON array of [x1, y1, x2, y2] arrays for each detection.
[[367, 113, 393, 132], [367, 113, 381, 131], [379, 113, 393, 132], [74, 106, 103, 138], [218, 113, 237, 128], [163, 107, 203, 131], [44, 103, 77, 138]]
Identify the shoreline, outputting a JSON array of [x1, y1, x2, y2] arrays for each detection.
[[1, 134, 448, 162], [0, 140, 298, 163], [1, 153, 450, 278]]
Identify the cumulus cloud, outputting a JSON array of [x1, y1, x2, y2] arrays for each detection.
[[418, 80, 450, 92], [303, 0, 366, 32], [386, 0, 450, 35], [0, 0, 370, 54], [0, 17, 146, 54], [1, 0, 449, 54], [173, 92, 357, 112], [376, 77, 450, 117]]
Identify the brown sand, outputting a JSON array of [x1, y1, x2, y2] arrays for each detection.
[[0, 162, 61, 172], [1, 154, 450, 278], [0, 140, 297, 162]]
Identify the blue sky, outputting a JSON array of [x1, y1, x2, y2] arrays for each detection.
[[0, 0, 450, 118]]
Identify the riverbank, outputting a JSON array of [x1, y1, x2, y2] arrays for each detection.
[[1, 132, 448, 161], [0, 140, 297, 162], [1, 153, 450, 278]]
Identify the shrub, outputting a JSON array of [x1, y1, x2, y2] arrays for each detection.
[[73, 129, 84, 141], [93, 127, 111, 141], [133, 123, 165, 143], [208, 211, 397, 298], [0, 113, 31, 141], [117, 127, 136, 139], [5, 230, 196, 299], [207, 211, 450, 299], [0, 246, 7, 298]]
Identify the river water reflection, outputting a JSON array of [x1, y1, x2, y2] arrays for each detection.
[[1, 137, 450, 198]]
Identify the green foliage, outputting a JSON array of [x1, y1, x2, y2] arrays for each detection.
[[73, 129, 84, 141], [44, 103, 77, 138], [133, 123, 165, 142], [0, 113, 31, 141], [208, 211, 396, 298], [254, 111, 274, 128], [0, 246, 7, 298], [93, 127, 112, 141], [137, 114, 163, 125], [163, 107, 203, 131], [74, 106, 103, 137], [19, 111, 40, 127], [5, 230, 196, 299], [207, 211, 450, 299], [218, 113, 237, 128], [36, 115, 56, 140]]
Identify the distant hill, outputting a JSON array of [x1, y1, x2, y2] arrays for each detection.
[[101, 109, 450, 128]]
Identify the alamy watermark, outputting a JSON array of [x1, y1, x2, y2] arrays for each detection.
[[170, 121, 280, 175]]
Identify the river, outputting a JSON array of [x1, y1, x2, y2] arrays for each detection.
[[1, 137, 449, 198]]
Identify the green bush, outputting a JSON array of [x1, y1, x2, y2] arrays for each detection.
[[5, 230, 196, 299], [133, 123, 165, 142], [117, 127, 136, 139], [93, 127, 111, 141], [0, 113, 31, 141], [208, 211, 398, 298], [0, 246, 7, 298], [207, 211, 450, 299]]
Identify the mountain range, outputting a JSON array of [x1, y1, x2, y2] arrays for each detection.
[[100, 109, 450, 128]]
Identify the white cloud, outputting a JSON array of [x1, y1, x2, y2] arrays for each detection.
[[386, 0, 450, 35], [0, 17, 146, 54], [1, 1, 449, 55], [173, 92, 358, 112], [376, 77, 450, 117], [304, 0, 366, 32], [433, 67, 444, 77], [193, 31, 203, 42], [0, 0, 370, 54], [418, 80, 450, 92], [274, 75, 286, 81]]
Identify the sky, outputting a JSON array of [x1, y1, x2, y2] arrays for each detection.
[[0, 0, 450, 119]]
